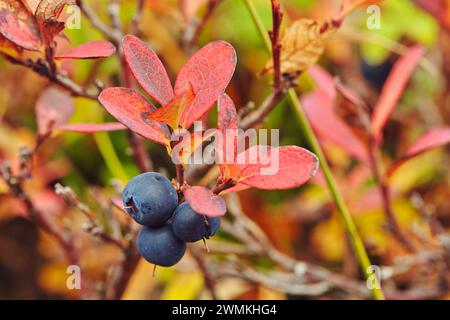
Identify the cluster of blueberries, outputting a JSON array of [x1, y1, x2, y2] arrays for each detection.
[[123, 172, 221, 267]]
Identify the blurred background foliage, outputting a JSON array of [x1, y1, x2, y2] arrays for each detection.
[[0, 0, 449, 299]]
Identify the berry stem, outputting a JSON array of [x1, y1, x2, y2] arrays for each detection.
[[176, 164, 185, 190], [202, 238, 211, 253]]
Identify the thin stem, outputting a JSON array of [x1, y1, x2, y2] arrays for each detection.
[[187, 0, 223, 48], [240, 85, 285, 129], [130, 0, 145, 36], [368, 139, 415, 251], [5, 55, 99, 99], [1, 162, 78, 265], [190, 248, 218, 299], [112, 243, 141, 299], [243, 0, 272, 50], [127, 131, 153, 172], [243, 0, 384, 300], [288, 92, 384, 301], [54, 183, 126, 250], [269, 0, 282, 90], [176, 164, 185, 187], [76, 0, 122, 46], [93, 132, 129, 183]]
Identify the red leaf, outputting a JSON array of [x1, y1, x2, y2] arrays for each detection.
[[223, 146, 319, 190], [388, 127, 450, 176], [371, 46, 424, 141], [184, 186, 226, 218], [302, 90, 369, 162], [146, 84, 195, 129], [36, 87, 74, 135], [57, 122, 127, 133], [123, 34, 174, 105], [98, 87, 170, 145], [304, 66, 369, 162], [55, 40, 116, 60], [308, 66, 336, 98], [216, 94, 239, 174], [217, 93, 238, 132], [175, 41, 237, 128], [219, 183, 251, 194], [0, 0, 41, 51]]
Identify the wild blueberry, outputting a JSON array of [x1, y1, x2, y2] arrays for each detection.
[[137, 224, 187, 267], [123, 172, 178, 226], [171, 202, 221, 243], [360, 58, 394, 90]]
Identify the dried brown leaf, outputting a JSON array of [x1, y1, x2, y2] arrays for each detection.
[[34, 0, 75, 21], [34, 0, 74, 45], [267, 19, 335, 74]]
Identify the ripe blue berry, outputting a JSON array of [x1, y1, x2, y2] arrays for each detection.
[[171, 202, 221, 243], [123, 172, 178, 227], [137, 224, 187, 267]]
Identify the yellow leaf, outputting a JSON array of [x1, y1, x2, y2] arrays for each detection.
[[310, 213, 345, 261], [267, 19, 336, 74], [161, 271, 203, 300], [121, 258, 157, 300]]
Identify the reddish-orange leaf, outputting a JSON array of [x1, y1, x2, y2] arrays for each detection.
[[371, 46, 424, 142], [57, 122, 127, 133], [224, 146, 319, 190], [98, 87, 170, 145], [0, 0, 41, 51], [302, 89, 369, 162], [123, 34, 174, 105], [146, 84, 195, 129], [36, 87, 74, 135], [55, 40, 116, 60], [175, 41, 237, 128], [184, 186, 226, 218], [305, 67, 369, 162], [388, 127, 450, 176]]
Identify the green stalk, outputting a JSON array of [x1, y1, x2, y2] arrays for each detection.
[[94, 131, 129, 183], [243, 0, 384, 300]]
